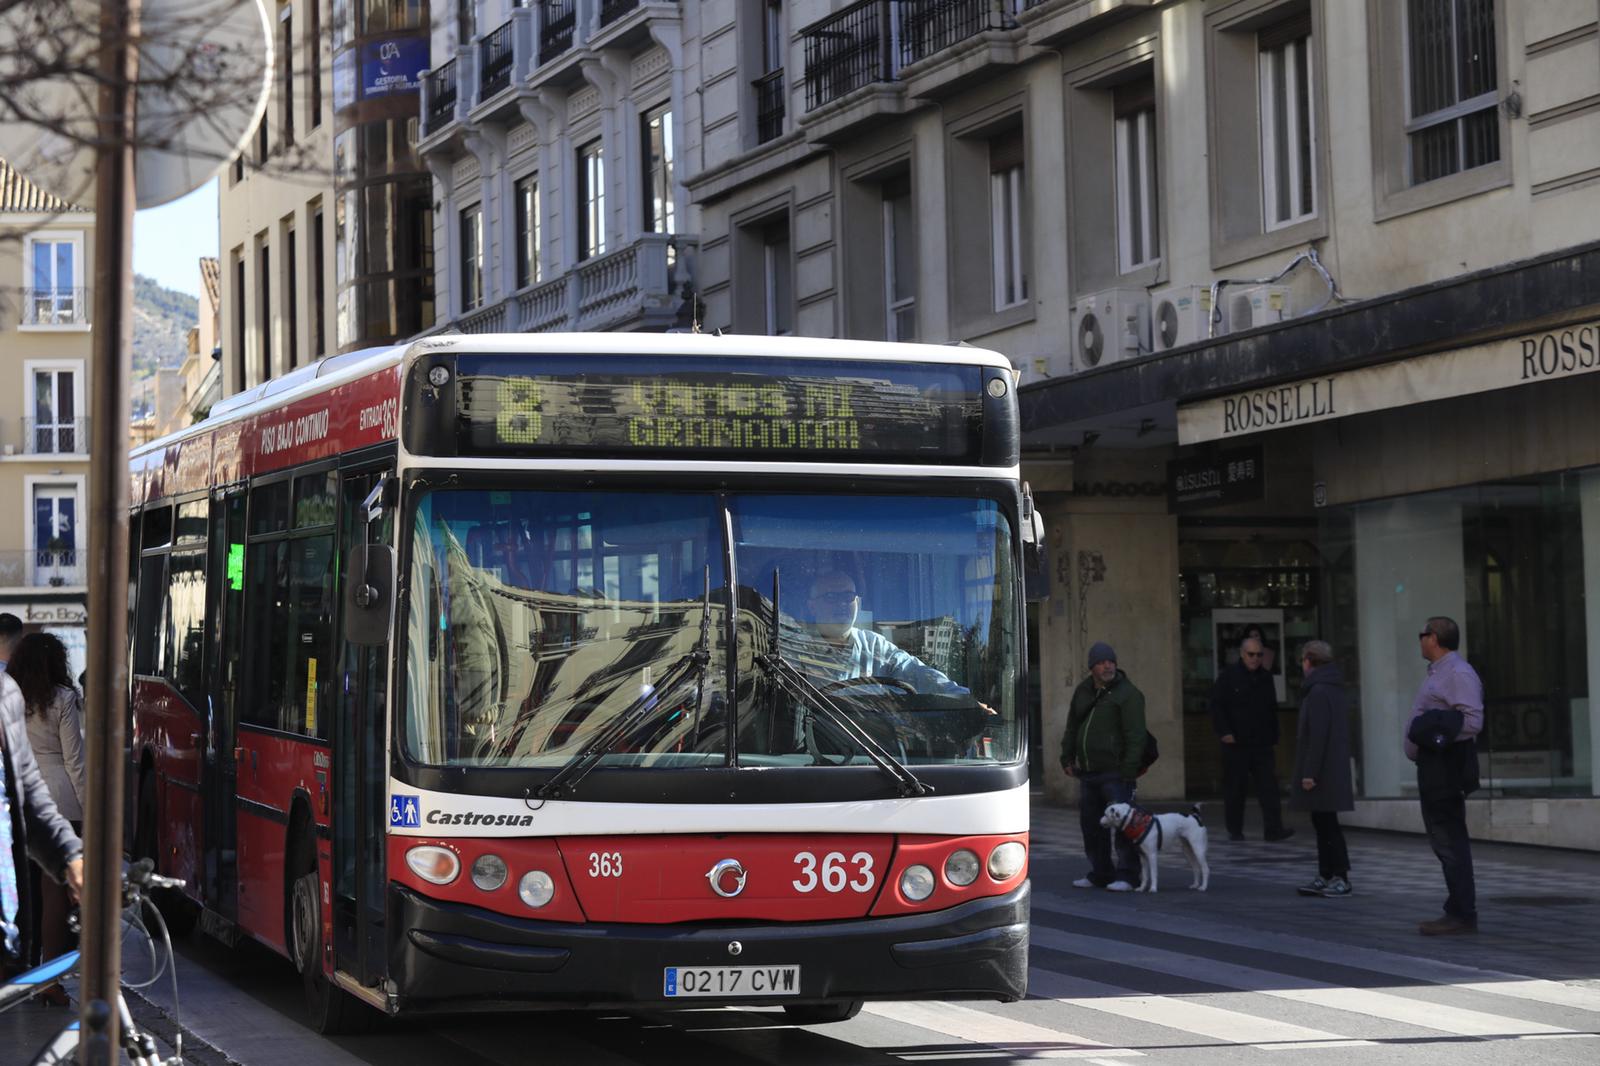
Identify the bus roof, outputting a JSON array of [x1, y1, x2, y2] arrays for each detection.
[[132, 333, 1013, 460]]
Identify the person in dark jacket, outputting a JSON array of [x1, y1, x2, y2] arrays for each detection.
[[1, 671, 83, 968], [1210, 635, 1292, 841], [1290, 640, 1354, 898], [1060, 641, 1146, 891]]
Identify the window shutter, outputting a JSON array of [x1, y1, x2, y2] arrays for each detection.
[[1112, 78, 1156, 118], [1258, 9, 1312, 52], [989, 128, 1024, 173]]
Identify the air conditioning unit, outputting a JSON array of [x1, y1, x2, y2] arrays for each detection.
[[1151, 286, 1216, 352], [1073, 288, 1149, 371], [1225, 284, 1292, 333]]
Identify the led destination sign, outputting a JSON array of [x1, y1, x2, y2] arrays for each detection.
[[452, 355, 984, 462]]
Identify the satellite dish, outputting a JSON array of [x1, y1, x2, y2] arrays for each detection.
[[0, 0, 272, 209]]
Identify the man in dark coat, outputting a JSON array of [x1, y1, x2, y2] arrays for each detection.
[[1210, 636, 1292, 841], [1290, 640, 1354, 898], [1, 671, 83, 967], [1060, 641, 1146, 891]]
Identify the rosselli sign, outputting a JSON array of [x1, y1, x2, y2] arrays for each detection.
[[1177, 317, 1600, 445]]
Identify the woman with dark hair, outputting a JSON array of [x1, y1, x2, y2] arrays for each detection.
[[7, 632, 85, 978], [1291, 639, 1355, 898]]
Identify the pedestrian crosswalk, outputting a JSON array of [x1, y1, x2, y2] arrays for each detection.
[[786, 888, 1600, 1064]]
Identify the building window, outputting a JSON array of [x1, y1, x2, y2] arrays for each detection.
[[280, 7, 294, 144], [882, 175, 915, 340], [311, 205, 326, 355], [753, 0, 785, 145], [763, 219, 792, 336], [577, 139, 606, 261], [307, 0, 322, 126], [32, 484, 79, 586], [1405, 0, 1499, 185], [460, 202, 484, 312], [29, 367, 80, 454], [256, 113, 269, 165], [1114, 80, 1159, 272], [233, 251, 246, 391], [257, 241, 271, 383], [989, 130, 1026, 311], [459, 0, 477, 42], [1259, 14, 1315, 229], [515, 174, 540, 289], [642, 104, 675, 234], [286, 225, 299, 369], [24, 235, 81, 324]]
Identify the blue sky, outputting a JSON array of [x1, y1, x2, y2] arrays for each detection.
[[132, 177, 219, 299]]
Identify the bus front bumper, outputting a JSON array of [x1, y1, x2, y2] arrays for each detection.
[[387, 880, 1029, 1012]]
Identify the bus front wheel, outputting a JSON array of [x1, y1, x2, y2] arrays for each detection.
[[289, 836, 374, 1034]]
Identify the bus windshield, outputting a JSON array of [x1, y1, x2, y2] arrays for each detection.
[[403, 489, 1018, 770]]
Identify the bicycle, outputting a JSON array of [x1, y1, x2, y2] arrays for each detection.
[[0, 858, 187, 1066]]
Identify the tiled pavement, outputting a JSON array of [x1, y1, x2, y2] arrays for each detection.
[[1031, 796, 1600, 982]]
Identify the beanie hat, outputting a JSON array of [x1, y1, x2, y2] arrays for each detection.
[[1088, 641, 1117, 669]]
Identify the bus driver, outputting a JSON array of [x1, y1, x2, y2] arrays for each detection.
[[799, 570, 969, 697]]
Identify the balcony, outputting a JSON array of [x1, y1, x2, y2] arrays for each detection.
[[1015, 0, 1154, 48], [19, 287, 89, 328], [0, 549, 85, 589], [799, 0, 909, 143], [754, 69, 786, 145], [426, 234, 694, 338], [14, 417, 90, 456], [600, 0, 640, 26], [423, 58, 459, 139], [539, 0, 578, 65], [480, 19, 515, 100], [895, 0, 1023, 98]]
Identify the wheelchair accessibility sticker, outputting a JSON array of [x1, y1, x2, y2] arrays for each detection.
[[390, 793, 421, 828]]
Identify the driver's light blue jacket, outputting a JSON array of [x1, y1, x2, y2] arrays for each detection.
[[796, 628, 968, 696]]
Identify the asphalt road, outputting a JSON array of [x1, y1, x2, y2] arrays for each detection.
[[10, 807, 1599, 1066]]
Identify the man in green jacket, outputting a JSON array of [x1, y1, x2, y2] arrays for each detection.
[[1060, 641, 1146, 891]]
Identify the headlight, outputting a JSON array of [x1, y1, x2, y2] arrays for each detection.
[[518, 870, 555, 909], [944, 849, 980, 887], [471, 853, 508, 891], [899, 864, 935, 902], [405, 845, 460, 885], [988, 841, 1026, 881]]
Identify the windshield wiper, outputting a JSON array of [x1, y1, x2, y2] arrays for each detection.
[[753, 571, 933, 798], [535, 568, 714, 799]]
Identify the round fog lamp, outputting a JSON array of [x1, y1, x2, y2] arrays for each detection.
[[519, 870, 556, 909], [944, 849, 980, 887], [986, 376, 1009, 398], [988, 841, 1026, 881], [899, 864, 935, 902], [405, 845, 460, 886], [427, 365, 452, 387], [472, 853, 508, 891]]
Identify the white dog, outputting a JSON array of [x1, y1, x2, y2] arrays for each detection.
[[1099, 802, 1209, 893]]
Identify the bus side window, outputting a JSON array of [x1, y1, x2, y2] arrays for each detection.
[[132, 506, 171, 676]]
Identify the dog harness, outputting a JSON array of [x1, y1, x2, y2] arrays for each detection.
[[1119, 806, 1160, 847]]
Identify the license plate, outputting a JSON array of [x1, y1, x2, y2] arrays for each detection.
[[663, 964, 801, 998]]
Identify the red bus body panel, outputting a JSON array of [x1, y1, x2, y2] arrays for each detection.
[[130, 678, 205, 898], [233, 731, 332, 953]]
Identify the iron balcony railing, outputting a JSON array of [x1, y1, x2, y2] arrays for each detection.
[[754, 69, 786, 143], [539, 0, 578, 64], [24, 416, 88, 454], [896, 0, 1016, 68], [480, 19, 515, 99], [600, 0, 641, 26], [425, 58, 459, 134], [802, 0, 896, 112], [0, 549, 85, 588], [20, 287, 88, 326]]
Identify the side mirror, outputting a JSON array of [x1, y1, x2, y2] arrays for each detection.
[[1020, 483, 1049, 603], [345, 543, 395, 646]]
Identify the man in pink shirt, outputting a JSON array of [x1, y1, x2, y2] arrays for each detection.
[[1407, 616, 1483, 936]]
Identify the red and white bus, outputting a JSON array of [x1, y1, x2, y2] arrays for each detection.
[[127, 333, 1033, 1031]]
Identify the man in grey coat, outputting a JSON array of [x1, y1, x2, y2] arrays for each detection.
[[1, 671, 83, 966], [1290, 640, 1353, 898]]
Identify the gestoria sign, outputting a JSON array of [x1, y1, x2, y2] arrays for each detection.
[[1177, 317, 1600, 445]]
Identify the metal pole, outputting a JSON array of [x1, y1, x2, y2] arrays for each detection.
[[81, 0, 139, 1059]]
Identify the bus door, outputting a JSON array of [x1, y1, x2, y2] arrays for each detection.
[[333, 464, 394, 985], [204, 487, 247, 922]]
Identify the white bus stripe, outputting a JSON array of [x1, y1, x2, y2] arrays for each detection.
[[863, 1001, 1143, 1059], [1032, 927, 1571, 1038], [1028, 969, 1373, 1051]]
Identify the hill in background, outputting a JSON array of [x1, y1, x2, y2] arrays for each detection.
[[133, 273, 197, 382]]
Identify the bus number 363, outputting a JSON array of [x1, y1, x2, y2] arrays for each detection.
[[588, 852, 623, 877], [791, 851, 874, 893]]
